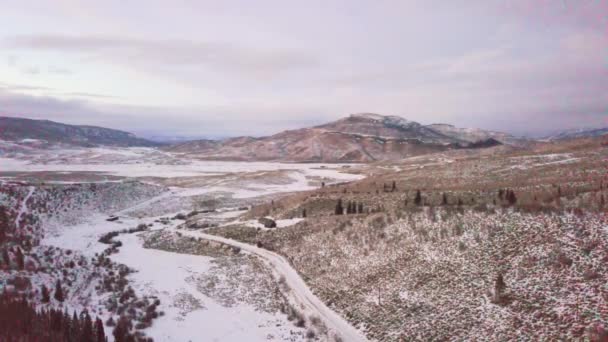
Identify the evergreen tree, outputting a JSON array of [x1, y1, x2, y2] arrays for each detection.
[[0, 206, 8, 244], [335, 199, 344, 215], [391, 181, 396, 192], [1, 249, 9, 267], [41, 284, 50, 303], [357, 202, 363, 214], [81, 311, 94, 342], [113, 316, 133, 342], [95, 317, 106, 342], [507, 190, 517, 205], [15, 247, 24, 270], [0, 293, 104, 341], [442, 193, 448, 206], [61, 310, 71, 338], [302, 209, 307, 218], [414, 190, 422, 206], [54, 279, 64, 302], [71, 311, 81, 340]]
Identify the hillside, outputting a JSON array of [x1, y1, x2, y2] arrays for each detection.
[[167, 114, 509, 162], [426, 123, 525, 145], [546, 127, 608, 141], [0, 117, 159, 147], [204, 134, 608, 341]]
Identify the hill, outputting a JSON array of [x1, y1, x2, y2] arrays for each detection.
[[0, 117, 159, 147], [167, 114, 510, 162]]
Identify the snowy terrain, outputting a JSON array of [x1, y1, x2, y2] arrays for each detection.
[[0, 149, 366, 341]]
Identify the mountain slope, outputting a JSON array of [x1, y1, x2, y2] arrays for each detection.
[[426, 123, 524, 145], [0, 117, 159, 147], [545, 127, 608, 141], [316, 113, 461, 144], [167, 114, 507, 162]]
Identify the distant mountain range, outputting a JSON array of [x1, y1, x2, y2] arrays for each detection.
[[166, 113, 513, 162], [2, 114, 606, 162], [0, 117, 159, 147], [544, 127, 608, 141]]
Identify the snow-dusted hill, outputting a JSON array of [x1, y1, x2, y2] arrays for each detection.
[[166, 113, 510, 162], [0, 117, 159, 147], [544, 127, 608, 141], [0, 150, 367, 341]]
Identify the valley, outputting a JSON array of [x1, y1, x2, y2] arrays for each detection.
[[0, 115, 607, 341]]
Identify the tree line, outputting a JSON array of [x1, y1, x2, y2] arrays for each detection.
[[0, 292, 106, 341]]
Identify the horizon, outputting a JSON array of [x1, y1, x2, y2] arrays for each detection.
[[2, 1, 607, 137], [4, 112, 607, 141]]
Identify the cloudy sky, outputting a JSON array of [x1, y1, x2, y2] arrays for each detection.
[[1, 0, 607, 138]]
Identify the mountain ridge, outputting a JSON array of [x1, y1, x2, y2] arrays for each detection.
[[0, 116, 160, 147], [166, 113, 514, 162]]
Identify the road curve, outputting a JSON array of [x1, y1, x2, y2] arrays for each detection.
[[186, 231, 368, 342]]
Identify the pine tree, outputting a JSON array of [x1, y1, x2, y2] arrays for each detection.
[[414, 190, 422, 206], [335, 199, 344, 215], [71, 311, 81, 341], [391, 181, 396, 192], [41, 285, 50, 303], [95, 317, 106, 342], [54, 280, 64, 302], [0, 292, 106, 341], [302, 209, 307, 218], [507, 190, 517, 205], [81, 311, 94, 342], [113, 316, 133, 342], [442, 193, 448, 206], [61, 310, 71, 338], [357, 202, 363, 214], [1, 249, 9, 267], [0, 206, 8, 244], [15, 247, 24, 270]]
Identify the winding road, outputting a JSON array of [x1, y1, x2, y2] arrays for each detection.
[[182, 230, 368, 342]]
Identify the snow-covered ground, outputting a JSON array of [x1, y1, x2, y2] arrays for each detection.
[[11, 150, 366, 341], [180, 230, 368, 342], [112, 233, 306, 342]]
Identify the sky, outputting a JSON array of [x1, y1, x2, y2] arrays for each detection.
[[1, 0, 607, 138]]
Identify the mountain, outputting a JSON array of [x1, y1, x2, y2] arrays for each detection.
[[315, 113, 460, 144], [167, 114, 508, 162], [426, 123, 524, 145], [0, 117, 159, 147], [545, 127, 608, 141]]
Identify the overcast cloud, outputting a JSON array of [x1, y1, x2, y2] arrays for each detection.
[[1, 0, 607, 137]]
